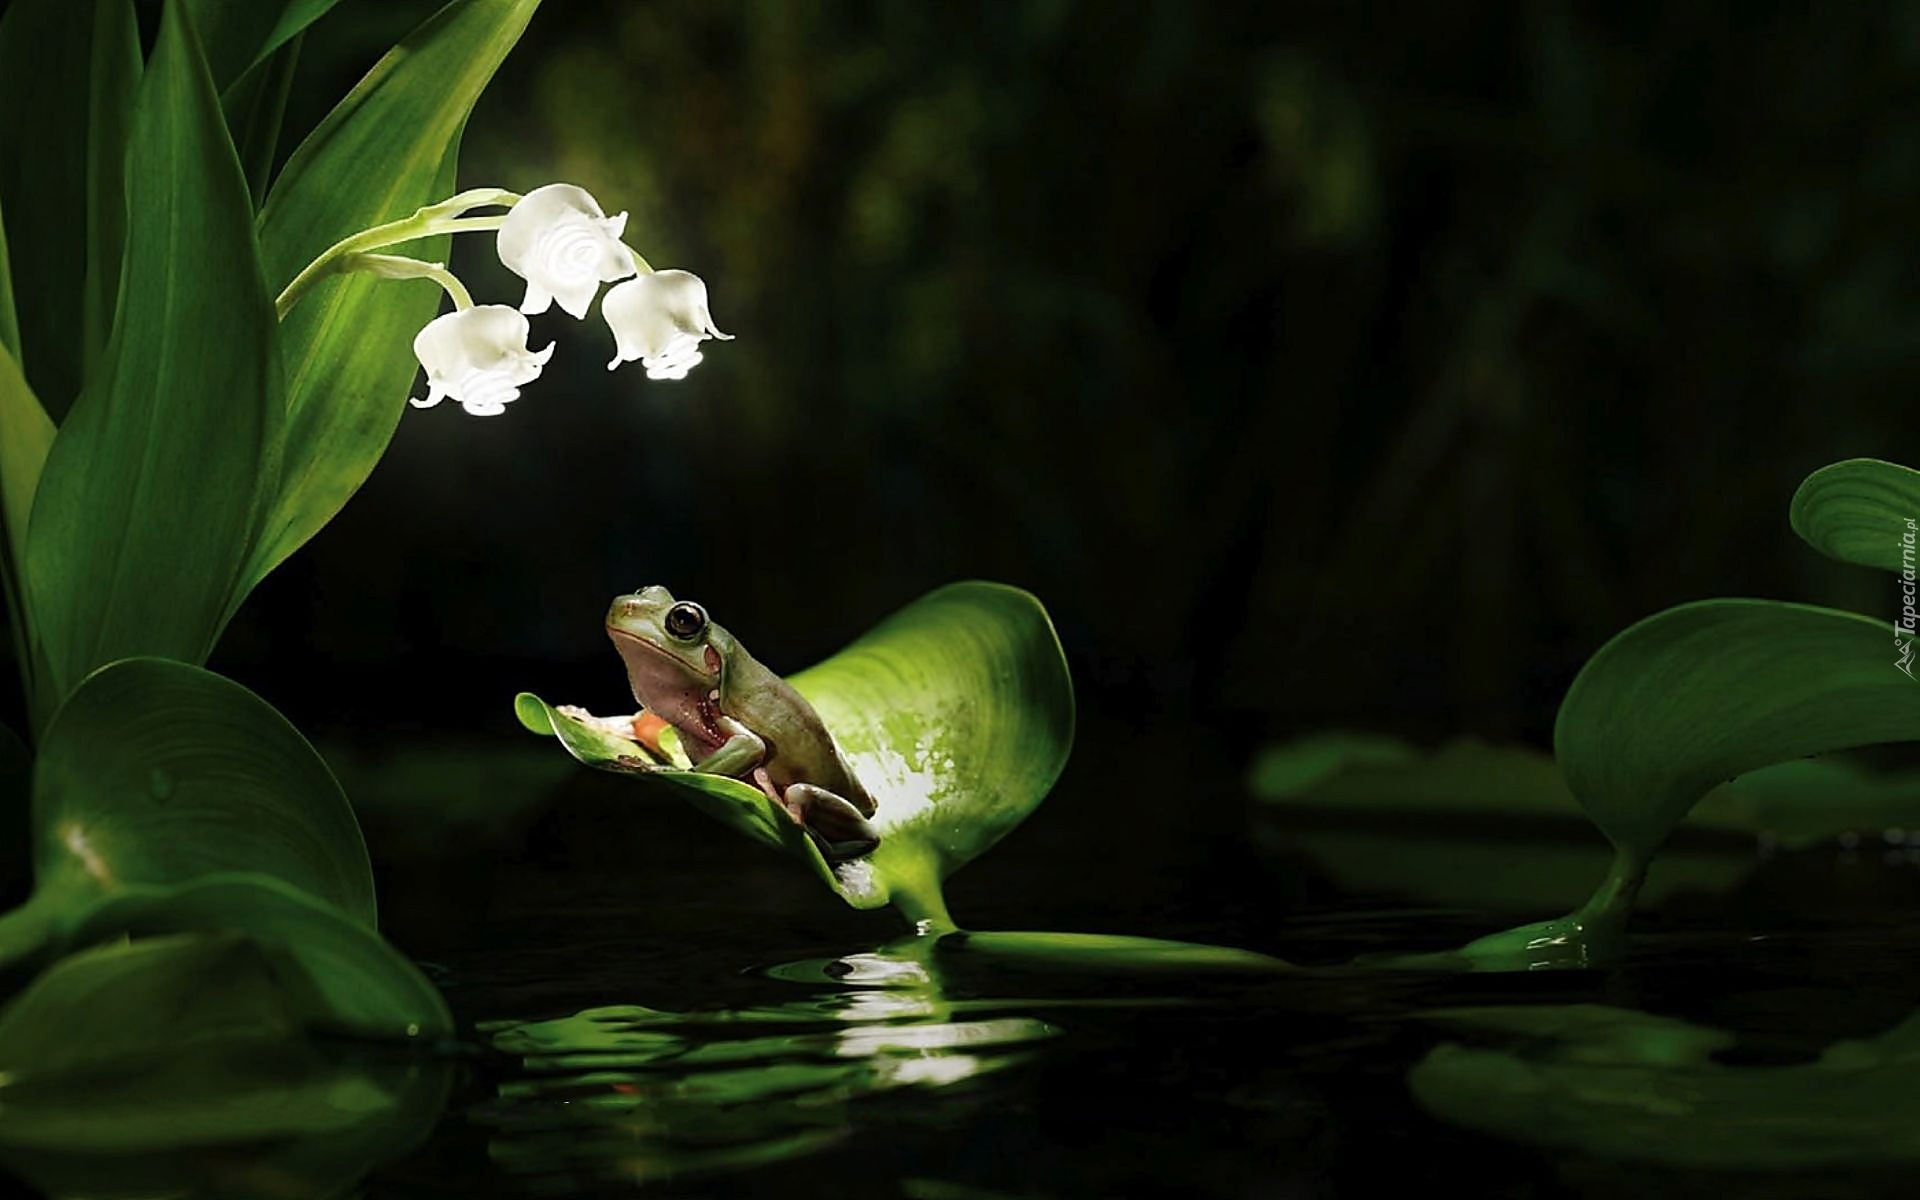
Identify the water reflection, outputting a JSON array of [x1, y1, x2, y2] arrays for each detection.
[[475, 945, 1058, 1190]]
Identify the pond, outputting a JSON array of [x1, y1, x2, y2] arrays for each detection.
[[296, 734, 1920, 1200]]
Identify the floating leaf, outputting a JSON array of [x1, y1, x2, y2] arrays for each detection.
[[1411, 1002, 1920, 1167], [25, 0, 280, 703], [1790, 457, 1920, 573], [250, 0, 542, 586], [1249, 735, 1757, 913], [519, 581, 1076, 925], [1695, 756, 1920, 849], [0, 657, 375, 970]]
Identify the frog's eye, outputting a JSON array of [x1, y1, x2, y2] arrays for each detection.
[[664, 602, 708, 641]]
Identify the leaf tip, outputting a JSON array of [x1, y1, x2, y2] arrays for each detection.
[[513, 692, 554, 736]]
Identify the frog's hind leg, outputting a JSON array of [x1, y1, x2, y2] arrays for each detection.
[[753, 768, 880, 860]]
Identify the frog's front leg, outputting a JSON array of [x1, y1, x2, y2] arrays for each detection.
[[690, 715, 767, 777], [751, 768, 881, 860]]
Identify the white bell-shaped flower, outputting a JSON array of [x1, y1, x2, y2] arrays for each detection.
[[601, 270, 734, 380], [495, 183, 639, 319], [410, 305, 556, 417]]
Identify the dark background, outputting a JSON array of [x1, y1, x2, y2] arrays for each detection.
[[223, 0, 1919, 759]]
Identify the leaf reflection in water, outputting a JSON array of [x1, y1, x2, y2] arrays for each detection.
[[475, 952, 1059, 1189]]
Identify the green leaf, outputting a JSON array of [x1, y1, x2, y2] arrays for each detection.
[[0, 342, 54, 725], [1790, 457, 1920, 573], [0, 189, 19, 360], [66, 872, 446, 1040], [1411, 1002, 1920, 1167], [0, 0, 140, 417], [0, 900, 447, 1170], [0, 932, 384, 1149], [0, 339, 52, 565], [81, 0, 140, 385], [1248, 735, 1758, 914], [25, 0, 281, 701], [1695, 755, 1920, 848], [519, 581, 1076, 925], [224, 34, 304, 207], [186, 0, 343, 93], [1553, 599, 1920, 862], [1428, 599, 1920, 971], [25, 658, 375, 929], [250, 0, 542, 586]]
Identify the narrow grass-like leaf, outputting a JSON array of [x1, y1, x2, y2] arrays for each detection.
[[224, 34, 304, 206], [0, 189, 19, 359], [186, 0, 343, 93], [0, 343, 54, 730], [27, 658, 375, 926], [0, 346, 52, 582], [26, 0, 281, 700], [250, 0, 541, 585], [80, 0, 139, 383], [521, 581, 1076, 924], [1790, 457, 1920, 573], [0, 0, 137, 415]]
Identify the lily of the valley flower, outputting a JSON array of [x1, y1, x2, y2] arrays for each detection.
[[410, 306, 555, 417], [601, 270, 734, 380], [496, 183, 639, 319]]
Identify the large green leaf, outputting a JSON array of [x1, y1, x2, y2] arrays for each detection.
[[1411, 1002, 1920, 1167], [1790, 457, 1920, 573], [25, 0, 281, 703], [519, 581, 1076, 925], [0, 900, 448, 1192], [66, 873, 445, 1039], [249, 0, 542, 586], [1435, 599, 1920, 970], [0, 0, 139, 417], [1553, 599, 1920, 860], [21, 658, 375, 935]]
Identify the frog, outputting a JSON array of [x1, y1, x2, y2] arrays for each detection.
[[592, 585, 881, 860]]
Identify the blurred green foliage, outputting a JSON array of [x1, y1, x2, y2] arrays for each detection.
[[230, 1, 1920, 764]]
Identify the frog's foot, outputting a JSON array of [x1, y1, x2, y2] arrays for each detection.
[[752, 769, 880, 861], [556, 704, 647, 741]]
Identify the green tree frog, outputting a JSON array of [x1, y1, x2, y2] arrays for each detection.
[[593, 586, 881, 860]]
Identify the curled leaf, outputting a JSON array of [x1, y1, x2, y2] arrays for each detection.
[[518, 581, 1075, 925], [1790, 457, 1920, 572]]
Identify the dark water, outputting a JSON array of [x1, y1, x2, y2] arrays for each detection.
[[12, 727, 1919, 1199], [330, 764, 1920, 1200]]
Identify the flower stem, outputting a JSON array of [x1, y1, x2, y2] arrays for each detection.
[[273, 187, 522, 320], [341, 253, 474, 311]]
